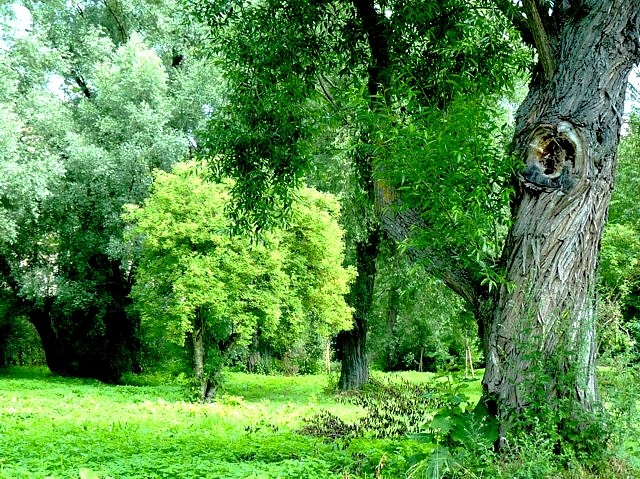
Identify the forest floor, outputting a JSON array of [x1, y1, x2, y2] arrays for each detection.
[[0, 367, 638, 479], [0, 368, 454, 479]]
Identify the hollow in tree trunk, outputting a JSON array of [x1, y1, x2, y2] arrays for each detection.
[[482, 1, 640, 440]]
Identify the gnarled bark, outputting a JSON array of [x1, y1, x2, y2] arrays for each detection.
[[483, 1, 640, 432]]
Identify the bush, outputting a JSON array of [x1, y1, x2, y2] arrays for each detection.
[[300, 376, 445, 440], [0, 316, 45, 368]]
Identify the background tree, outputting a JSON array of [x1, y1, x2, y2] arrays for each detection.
[[191, 0, 528, 391], [126, 161, 354, 399], [0, 0, 220, 380], [598, 109, 640, 361], [368, 244, 477, 373]]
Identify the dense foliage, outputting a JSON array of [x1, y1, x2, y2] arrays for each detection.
[[1, 0, 640, 475], [0, 0, 221, 378], [598, 111, 640, 361], [126, 161, 354, 397]]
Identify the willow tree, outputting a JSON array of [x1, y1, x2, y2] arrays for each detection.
[[189, 0, 640, 441], [0, 0, 220, 380], [191, 0, 526, 391], [476, 1, 640, 435], [390, 0, 640, 439]]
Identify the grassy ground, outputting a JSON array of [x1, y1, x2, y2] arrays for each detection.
[[1, 367, 637, 479], [0, 368, 462, 479]]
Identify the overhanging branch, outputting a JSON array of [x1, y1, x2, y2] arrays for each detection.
[[490, 0, 534, 46], [379, 204, 484, 311]]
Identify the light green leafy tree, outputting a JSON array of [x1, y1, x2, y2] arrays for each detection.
[[126, 161, 354, 399], [598, 111, 640, 360]]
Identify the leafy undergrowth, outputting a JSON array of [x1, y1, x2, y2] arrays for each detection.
[[0, 368, 439, 478], [1, 367, 638, 479]]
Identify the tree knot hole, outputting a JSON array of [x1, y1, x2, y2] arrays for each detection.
[[521, 123, 583, 192]]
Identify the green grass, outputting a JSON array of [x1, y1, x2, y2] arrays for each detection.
[[0, 368, 447, 479], [1, 367, 637, 479]]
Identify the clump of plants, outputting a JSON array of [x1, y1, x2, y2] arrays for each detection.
[[300, 376, 445, 440]]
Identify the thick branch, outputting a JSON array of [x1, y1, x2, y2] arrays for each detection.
[[522, 0, 555, 80], [351, 0, 392, 104], [380, 206, 483, 311], [490, 0, 534, 46], [103, 0, 128, 44], [74, 73, 91, 99]]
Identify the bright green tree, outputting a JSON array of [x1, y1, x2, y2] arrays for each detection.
[[598, 111, 640, 360], [126, 161, 354, 399]]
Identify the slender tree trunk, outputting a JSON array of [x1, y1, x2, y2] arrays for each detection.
[[483, 2, 640, 434], [325, 340, 331, 373], [336, 230, 380, 391], [192, 310, 208, 402]]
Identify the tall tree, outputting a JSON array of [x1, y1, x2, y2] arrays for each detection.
[[479, 1, 640, 439], [126, 161, 354, 399], [191, 0, 525, 390], [191, 0, 640, 442], [0, 0, 220, 380]]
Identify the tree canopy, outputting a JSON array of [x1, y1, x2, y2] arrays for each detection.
[[126, 161, 354, 397]]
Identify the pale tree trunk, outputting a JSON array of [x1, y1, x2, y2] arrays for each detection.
[[192, 309, 209, 402], [483, 0, 640, 433]]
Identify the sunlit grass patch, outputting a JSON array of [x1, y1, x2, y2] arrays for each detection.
[[0, 368, 364, 478]]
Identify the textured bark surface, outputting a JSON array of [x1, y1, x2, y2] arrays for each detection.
[[336, 320, 369, 391], [484, 2, 640, 421], [336, 230, 379, 391]]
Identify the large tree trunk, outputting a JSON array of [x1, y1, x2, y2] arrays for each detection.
[[24, 257, 140, 382], [336, 230, 380, 391], [483, 2, 640, 434], [28, 301, 65, 375]]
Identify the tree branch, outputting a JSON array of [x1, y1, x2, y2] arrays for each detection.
[[351, 0, 392, 105], [379, 204, 484, 311], [522, 0, 555, 80], [74, 73, 91, 99], [102, 0, 128, 44], [490, 0, 534, 46], [316, 74, 336, 108]]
